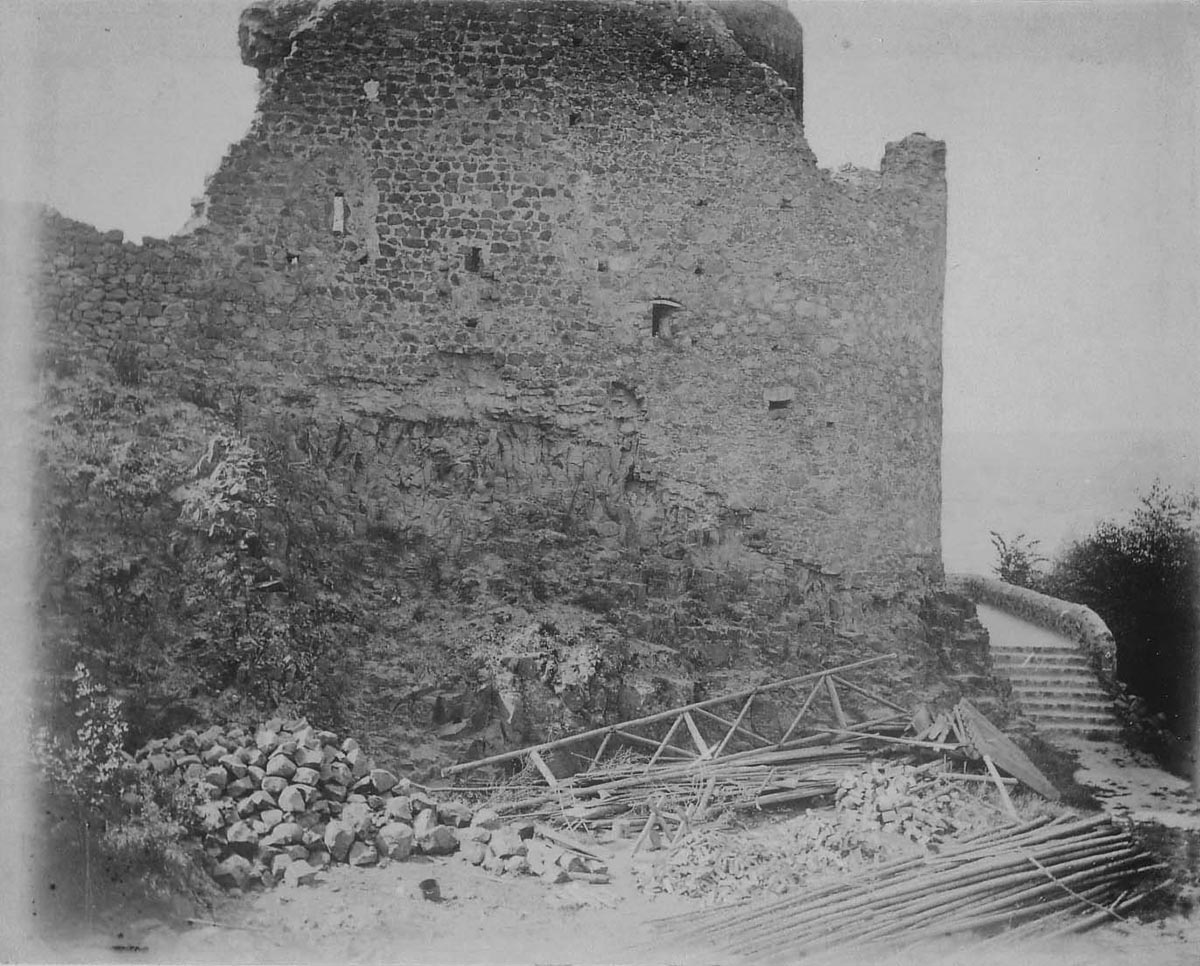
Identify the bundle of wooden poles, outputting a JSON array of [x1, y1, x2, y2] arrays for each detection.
[[654, 813, 1165, 962], [485, 743, 878, 825]]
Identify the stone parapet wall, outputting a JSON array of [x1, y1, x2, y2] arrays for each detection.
[[946, 573, 1117, 687]]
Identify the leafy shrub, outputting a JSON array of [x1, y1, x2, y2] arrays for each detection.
[[32, 665, 210, 917], [1041, 482, 1199, 771], [175, 432, 276, 540], [989, 531, 1047, 589], [33, 663, 129, 812]]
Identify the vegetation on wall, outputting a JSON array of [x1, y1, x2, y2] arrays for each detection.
[[988, 531, 1046, 589], [33, 368, 361, 744]]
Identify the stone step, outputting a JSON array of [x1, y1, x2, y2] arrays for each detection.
[[1017, 691, 1108, 710], [1019, 699, 1115, 715], [1039, 723, 1124, 739], [992, 651, 1090, 666], [1008, 681, 1108, 696], [1003, 672, 1099, 686], [1039, 719, 1123, 732], [991, 643, 1086, 654], [998, 667, 1094, 681], [1023, 708, 1120, 726]]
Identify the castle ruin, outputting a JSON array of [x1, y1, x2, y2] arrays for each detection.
[[32, 0, 950, 745]]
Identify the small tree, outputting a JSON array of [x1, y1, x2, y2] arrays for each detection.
[[989, 531, 1047, 589], [32, 664, 208, 920]]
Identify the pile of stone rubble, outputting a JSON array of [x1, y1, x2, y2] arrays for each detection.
[[135, 715, 605, 891]]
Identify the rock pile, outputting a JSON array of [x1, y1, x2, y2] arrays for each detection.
[[457, 822, 611, 885], [136, 715, 613, 893], [136, 716, 474, 892]]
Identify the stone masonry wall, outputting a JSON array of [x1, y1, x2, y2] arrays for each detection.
[[33, 0, 947, 673]]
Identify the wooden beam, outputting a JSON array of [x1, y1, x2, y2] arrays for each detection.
[[646, 715, 687, 770], [527, 749, 559, 787], [825, 675, 848, 729], [616, 728, 696, 759], [828, 675, 910, 714], [711, 695, 760, 757], [983, 754, 1020, 821], [683, 712, 713, 759], [776, 678, 826, 747], [693, 705, 773, 752], [588, 730, 613, 770]]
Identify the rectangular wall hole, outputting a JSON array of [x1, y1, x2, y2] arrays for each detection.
[[465, 247, 483, 273], [332, 192, 345, 233], [651, 299, 682, 337]]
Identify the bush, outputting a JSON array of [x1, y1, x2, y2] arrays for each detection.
[[989, 531, 1047, 589], [32, 664, 210, 918], [1041, 482, 1199, 771]]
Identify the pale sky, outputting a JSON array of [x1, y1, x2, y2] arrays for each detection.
[[2, 0, 1197, 567]]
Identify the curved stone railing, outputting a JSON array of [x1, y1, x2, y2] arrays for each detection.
[[946, 573, 1117, 689]]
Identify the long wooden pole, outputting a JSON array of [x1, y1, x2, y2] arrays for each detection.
[[444, 655, 894, 775]]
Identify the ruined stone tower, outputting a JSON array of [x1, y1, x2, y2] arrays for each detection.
[[36, 0, 947, 678]]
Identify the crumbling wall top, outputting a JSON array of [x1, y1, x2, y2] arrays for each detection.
[[239, 0, 318, 72], [237, 0, 805, 123], [706, 0, 803, 118]]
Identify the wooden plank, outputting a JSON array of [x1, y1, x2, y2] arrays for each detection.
[[830, 730, 963, 752], [825, 676, 848, 729], [938, 772, 1017, 786], [683, 712, 713, 759], [533, 822, 610, 861], [444, 654, 895, 775], [958, 700, 1061, 801], [527, 749, 559, 787], [983, 754, 1020, 820]]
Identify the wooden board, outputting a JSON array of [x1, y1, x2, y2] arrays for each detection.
[[957, 700, 1061, 801]]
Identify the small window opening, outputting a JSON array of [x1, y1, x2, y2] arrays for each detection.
[[650, 298, 683, 337], [285, 251, 299, 267], [332, 192, 345, 234], [465, 247, 483, 273], [597, 258, 609, 272], [463, 317, 480, 329], [764, 386, 796, 414], [568, 111, 581, 126]]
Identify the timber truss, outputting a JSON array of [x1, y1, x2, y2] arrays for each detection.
[[444, 654, 909, 786]]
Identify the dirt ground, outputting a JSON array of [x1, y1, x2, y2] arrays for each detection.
[[10, 733, 1200, 966], [11, 818, 1199, 966]]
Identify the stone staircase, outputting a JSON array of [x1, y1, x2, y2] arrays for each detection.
[[977, 603, 1122, 740]]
